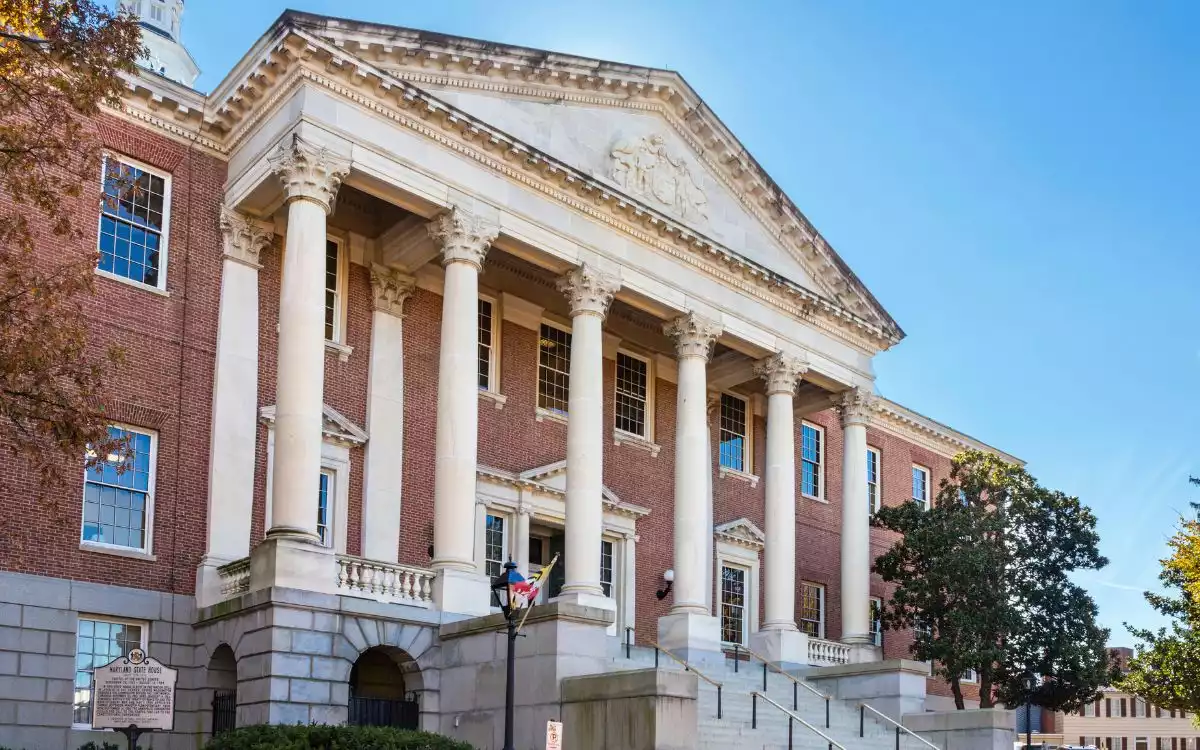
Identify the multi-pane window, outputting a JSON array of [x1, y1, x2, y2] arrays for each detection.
[[718, 393, 749, 472], [316, 470, 332, 547], [98, 157, 168, 289], [615, 352, 649, 437], [600, 540, 614, 597], [537, 323, 571, 413], [1083, 701, 1097, 717], [719, 564, 748, 645], [478, 298, 495, 390], [484, 514, 506, 578], [149, 0, 164, 22], [800, 582, 824, 638], [867, 448, 881, 513], [73, 618, 145, 726], [324, 239, 341, 341], [82, 426, 154, 551], [1134, 698, 1147, 718], [870, 597, 883, 647], [800, 422, 822, 497], [912, 465, 930, 510], [961, 669, 978, 682]]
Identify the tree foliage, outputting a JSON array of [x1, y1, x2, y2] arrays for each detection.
[[0, 1, 142, 486], [873, 450, 1110, 711], [1118, 479, 1200, 717]]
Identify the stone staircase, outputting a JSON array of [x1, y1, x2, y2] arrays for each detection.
[[605, 643, 934, 750]]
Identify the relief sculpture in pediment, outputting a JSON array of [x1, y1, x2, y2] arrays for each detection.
[[609, 133, 708, 223]]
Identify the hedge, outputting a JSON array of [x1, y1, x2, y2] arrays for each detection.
[[203, 725, 474, 750]]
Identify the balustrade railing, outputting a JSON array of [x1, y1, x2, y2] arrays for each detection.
[[336, 555, 435, 608], [808, 637, 852, 666]]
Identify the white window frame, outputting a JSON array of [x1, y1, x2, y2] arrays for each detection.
[[478, 293, 501, 394], [714, 532, 760, 648], [718, 562, 751, 647], [483, 511, 510, 579], [614, 349, 655, 442], [316, 468, 335, 548], [96, 153, 172, 293], [264, 430, 351, 554], [867, 447, 881, 514], [72, 615, 149, 730], [961, 669, 977, 683], [912, 464, 931, 510], [536, 319, 572, 419], [80, 424, 158, 559], [799, 581, 825, 639], [323, 235, 349, 345], [870, 596, 883, 647], [718, 392, 752, 474], [799, 420, 824, 500]]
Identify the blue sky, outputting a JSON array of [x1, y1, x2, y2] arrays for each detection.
[[175, 1, 1200, 641]]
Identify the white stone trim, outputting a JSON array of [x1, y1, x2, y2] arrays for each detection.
[[325, 231, 350, 345], [717, 391, 753, 475], [867, 446, 882, 515], [715, 528, 760, 646], [912, 463, 931, 510], [478, 291, 502, 396], [872, 397, 1022, 464], [614, 347, 656, 444]]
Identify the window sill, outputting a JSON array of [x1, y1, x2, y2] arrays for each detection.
[[478, 389, 507, 410], [802, 492, 829, 504], [80, 541, 157, 562], [325, 340, 353, 362], [95, 268, 170, 297], [612, 429, 660, 457], [719, 466, 759, 488], [535, 407, 568, 425]]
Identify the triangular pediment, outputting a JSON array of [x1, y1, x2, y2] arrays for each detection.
[[516, 461, 649, 518], [714, 517, 766, 549], [259, 403, 368, 446]]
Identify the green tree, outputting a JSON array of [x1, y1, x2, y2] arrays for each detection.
[[873, 450, 1110, 710]]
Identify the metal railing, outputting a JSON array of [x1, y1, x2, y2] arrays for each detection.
[[647, 639, 723, 719], [737, 643, 831, 728], [858, 702, 938, 750], [751, 691, 846, 750]]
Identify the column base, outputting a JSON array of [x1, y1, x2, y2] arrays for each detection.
[[196, 555, 236, 609], [657, 611, 723, 670], [432, 567, 491, 617], [552, 589, 616, 612], [848, 643, 883, 664], [750, 628, 810, 671], [248, 536, 336, 594]]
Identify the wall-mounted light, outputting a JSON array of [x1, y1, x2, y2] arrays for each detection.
[[655, 568, 675, 601]]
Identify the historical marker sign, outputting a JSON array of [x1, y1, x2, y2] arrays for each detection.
[[92, 649, 177, 731]]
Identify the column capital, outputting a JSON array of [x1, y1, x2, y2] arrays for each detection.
[[838, 387, 878, 428], [754, 352, 809, 396], [219, 207, 273, 268], [267, 136, 349, 215], [557, 263, 620, 318], [516, 501, 536, 517], [427, 207, 498, 270], [664, 312, 723, 360], [370, 264, 417, 318]]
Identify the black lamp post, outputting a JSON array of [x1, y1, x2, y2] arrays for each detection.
[[1022, 673, 1037, 750], [491, 560, 523, 750]]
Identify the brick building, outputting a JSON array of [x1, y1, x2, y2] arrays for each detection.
[[0, 6, 1022, 748]]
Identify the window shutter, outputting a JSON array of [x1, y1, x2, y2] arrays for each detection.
[[1107, 699, 1112, 718]]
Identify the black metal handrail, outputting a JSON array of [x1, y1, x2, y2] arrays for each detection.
[[858, 703, 938, 750], [648, 639, 722, 720], [740, 643, 831, 727], [751, 691, 845, 750]]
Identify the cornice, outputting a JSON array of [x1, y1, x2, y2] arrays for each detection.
[[869, 398, 1023, 466]]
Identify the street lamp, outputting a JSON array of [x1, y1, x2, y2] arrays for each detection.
[[491, 560, 524, 750], [1022, 673, 1037, 750]]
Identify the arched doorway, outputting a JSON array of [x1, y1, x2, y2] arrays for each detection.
[[348, 646, 420, 729], [206, 644, 237, 736]]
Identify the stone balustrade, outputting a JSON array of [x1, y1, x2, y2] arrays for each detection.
[[809, 637, 852, 666], [217, 557, 251, 597], [336, 555, 435, 608]]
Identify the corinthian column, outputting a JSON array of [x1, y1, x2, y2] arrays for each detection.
[[658, 312, 724, 666], [428, 208, 497, 615], [555, 263, 619, 604], [361, 265, 416, 563], [839, 387, 876, 647]]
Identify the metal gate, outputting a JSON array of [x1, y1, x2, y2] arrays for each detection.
[[348, 694, 419, 729], [211, 691, 236, 735]]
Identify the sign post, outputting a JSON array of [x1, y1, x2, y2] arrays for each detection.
[[91, 648, 178, 749]]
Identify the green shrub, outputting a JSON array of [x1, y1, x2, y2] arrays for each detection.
[[202, 724, 474, 750]]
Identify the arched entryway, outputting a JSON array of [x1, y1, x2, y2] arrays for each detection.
[[348, 646, 420, 729], [206, 644, 237, 736]]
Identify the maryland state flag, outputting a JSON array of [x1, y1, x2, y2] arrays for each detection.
[[511, 553, 560, 633]]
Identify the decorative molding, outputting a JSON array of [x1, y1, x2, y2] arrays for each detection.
[[557, 263, 620, 319], [427, 206, 498, 270], [267, 134, 350, 214], [664, 312, 723, 360], [612, 429, 661, 458], [838, 387, 877, 429], [714, 517, 766, 551], [478, 463, 651, 520], [259, 403, 368, 447], [754, 352, 809, 396], [369, 263, 416, 317], [220, 207, 273, 268], [869, 397, 1023, 465], [610, 133, 707, 223], [718, 465, 760, 488]]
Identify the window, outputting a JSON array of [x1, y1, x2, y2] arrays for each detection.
[[867, 447, 881, 513], [720, 564, 748, 645], [600, 539, 614, 597], [718, 393, 749, 472], [98, 156, 169, 290], [615, 352, 650, 438], [912, 465, 930, 510], [484, 514, 507, 578], [73, 617, 146, 727], [323, 239, 345, 342], [316, 470, 333, 547], [1083, 701, 1097, 717], [800, 422, 823, 498], [82, 426, 155, 552], [1134, 698, 1147, 718], [870, 597, 883, 647], [961, 669, 977, 683], [149, 0, 164, 22], [478, 298, 497, 390], [537, 323, 571, 413], [1136, 739, 1149, 750], [800, 582, 824, 638]]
